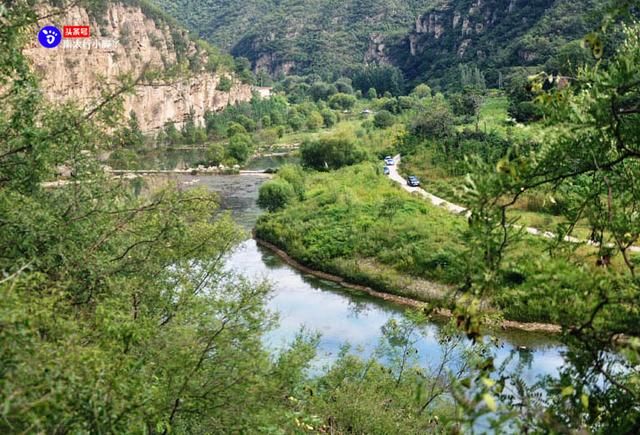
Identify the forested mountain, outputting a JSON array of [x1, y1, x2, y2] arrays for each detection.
[[152, 0, 603, 87]]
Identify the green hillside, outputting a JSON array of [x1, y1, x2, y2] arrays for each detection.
[[152, 0, 604, 87]]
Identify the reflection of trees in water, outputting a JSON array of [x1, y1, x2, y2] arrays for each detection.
[[347, 297, 373, 317], [259, 251, 284, 270], [516, 346, 534, 368]]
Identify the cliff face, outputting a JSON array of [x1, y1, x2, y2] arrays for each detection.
[[393, 0, 598, 87], [407, 0, 555, 61], [23, 3, 253, 133]]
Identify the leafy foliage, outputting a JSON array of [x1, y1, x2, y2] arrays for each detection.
[[300, 137, 367, 170]]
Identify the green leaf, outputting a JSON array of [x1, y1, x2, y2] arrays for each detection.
[[561, 386, 575, 397], [482, 393, 497, 412], [581, 394, 589, 409]]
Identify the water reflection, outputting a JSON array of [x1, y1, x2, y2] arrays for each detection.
[[184, 173, 566, 383]]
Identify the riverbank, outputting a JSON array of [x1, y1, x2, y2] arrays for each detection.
[[254, 237, 561, 334], [255, 162, 640, 335]]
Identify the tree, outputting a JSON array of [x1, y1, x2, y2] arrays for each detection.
[[458, 22, 640, 432], [353, 65, 405, 96], [367, 87, 378, 99], [227, 122, 247, 137], [309, 82, 338, 101], [288, 114, 305, 132], [300, 137, 366, 170], [206, 142, 225, 166], [164, 122, 182, 145], [328, 93, 356, 110], [306, 111, 324, 131], [450, 88, 484, 130], [227, 133, 253, 163], [412, 84, 432, 99], [0, 4, 317, 433], [334, 79, 353, 94], [117, 111, 145, 148], [374, 110, 395, 129], [411, 98, 455, 139], [258, 179, 296, 212], [506, 72, 543, 122]]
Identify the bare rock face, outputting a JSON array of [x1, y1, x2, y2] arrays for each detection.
[[364, 33, 389, 64], [23, 3, 253, 133]]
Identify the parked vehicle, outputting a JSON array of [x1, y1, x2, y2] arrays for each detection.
[[383, 166, 390, 175], [384, 156, 395, 165], [407, 176, 420, 187]]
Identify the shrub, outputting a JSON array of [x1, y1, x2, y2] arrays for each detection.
[[257, 179, 296, 212], [216, 76, 233, 92], [277, 164, 306, 200], [509, 101, 544, 123], [321, 109, 337, 128]]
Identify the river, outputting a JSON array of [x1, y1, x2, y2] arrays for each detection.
[[181, 173, 566, 384]]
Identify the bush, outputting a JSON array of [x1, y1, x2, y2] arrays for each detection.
[[321, 109, 337, 127], [328, 93, 357, 110], [257, 179, 296, 212], [509, 101, 544, 123], [276, 164, 306, 200], [216, 76, 233, 92], [373, 110, 395, 129], [300, 137, 367, 170]]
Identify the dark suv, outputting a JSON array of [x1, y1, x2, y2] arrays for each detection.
[[407, 176, 420, 187]]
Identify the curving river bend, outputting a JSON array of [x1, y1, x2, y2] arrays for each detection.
[[181, 173, 565, 383]]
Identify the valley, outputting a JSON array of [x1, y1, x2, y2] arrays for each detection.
[[2, 0, 639, 433]]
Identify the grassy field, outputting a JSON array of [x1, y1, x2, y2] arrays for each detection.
[[398, 95, 600, 240], [256, 163, 640, 332]]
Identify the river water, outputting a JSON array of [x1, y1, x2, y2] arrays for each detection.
[[180, 173, 565, 384]]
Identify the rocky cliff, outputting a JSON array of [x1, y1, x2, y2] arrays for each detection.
[[393, 0, 599, 87], [23, 2, 253, 133]]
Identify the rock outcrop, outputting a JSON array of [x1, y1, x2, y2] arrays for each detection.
[[23, 2, 253, 132]]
